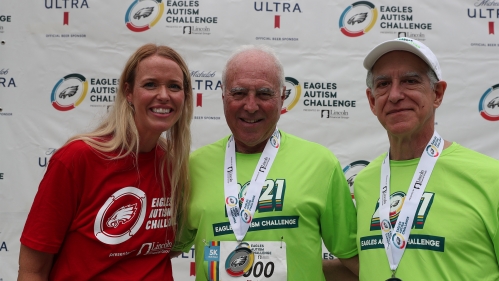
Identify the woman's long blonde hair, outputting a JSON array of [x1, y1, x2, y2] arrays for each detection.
[[66, 44, 192, 235]]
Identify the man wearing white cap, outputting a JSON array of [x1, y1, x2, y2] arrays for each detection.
[[353, 37, 499, 280]]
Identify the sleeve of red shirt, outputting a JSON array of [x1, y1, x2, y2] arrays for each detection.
[[20, 145, 81, 254]]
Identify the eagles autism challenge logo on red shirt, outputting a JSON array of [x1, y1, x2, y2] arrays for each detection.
[[94, 187, 147, 245]]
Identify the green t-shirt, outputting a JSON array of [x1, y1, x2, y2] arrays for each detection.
[[175, 131, 357, 281], [355, 143, 499, 280]]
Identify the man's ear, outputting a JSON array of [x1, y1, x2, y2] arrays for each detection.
[[433, 81, 447, 109], [366, 88, 377, 116], [281, 86, 286, 103]]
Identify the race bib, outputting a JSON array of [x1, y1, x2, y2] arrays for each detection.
[[205, 241, 287, 281]]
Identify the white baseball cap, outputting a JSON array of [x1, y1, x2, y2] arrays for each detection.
[[363, 37, 442, 80]]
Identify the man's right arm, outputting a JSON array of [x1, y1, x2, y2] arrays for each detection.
[[18, 244, 54, 281], [323, 256, 359, 281]]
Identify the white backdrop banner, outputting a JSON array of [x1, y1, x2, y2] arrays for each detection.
[[1, 0, 498, 279]]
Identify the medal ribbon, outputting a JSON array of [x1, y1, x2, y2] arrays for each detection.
[[379, 131, 444, 272], [224, 129, 280, 242]]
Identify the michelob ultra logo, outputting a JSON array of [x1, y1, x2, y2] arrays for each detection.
[[51, 73, 88, 111]]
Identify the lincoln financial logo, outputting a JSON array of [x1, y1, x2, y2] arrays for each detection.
[[183, 25, 210, 35], [321, 109, 349, 119]]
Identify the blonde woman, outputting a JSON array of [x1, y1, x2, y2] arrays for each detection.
[[18, 44, 192, 280]]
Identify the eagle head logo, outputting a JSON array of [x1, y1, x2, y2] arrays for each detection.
[[346, 174, 357, 188], [390, 199, 400, 208], [284, 89, 291, 100], [106, 203, 138, 228], [383, 221, 390, 229], [59, 85, 79, 99], [347, 13, 368, 25], [488, 97, 499, 109], [231, 256, 248, 267], [134, 7, 154, 20]]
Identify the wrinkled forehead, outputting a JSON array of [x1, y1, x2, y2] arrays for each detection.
[[226, 51, 280, 86]]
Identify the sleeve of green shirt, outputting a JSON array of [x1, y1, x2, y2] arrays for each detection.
[[172, 222, 197, 252], [494, 201, 499, 264], [320, 156, 358, 259]]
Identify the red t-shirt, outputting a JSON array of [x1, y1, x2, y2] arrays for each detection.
[[21, 140, 174, 280]]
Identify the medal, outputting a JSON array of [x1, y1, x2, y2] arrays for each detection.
[[379, 132, 444, 277], [222, 129, 280, 278], [225, 242, 254, 277]]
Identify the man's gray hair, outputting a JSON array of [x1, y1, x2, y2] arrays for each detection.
[[366, 66, 439, 93], [222, 45, 285, 91]]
